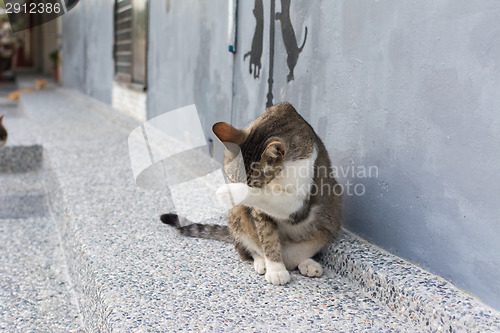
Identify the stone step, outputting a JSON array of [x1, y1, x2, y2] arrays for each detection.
[[0, 216, 82, 333], [9, 87, 500, 332], [0, 88, 82, 332]]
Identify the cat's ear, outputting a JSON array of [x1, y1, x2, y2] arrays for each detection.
[[212, 122, 245, 144], [0, 114, 4, 123], [262, 141, 285, 163]]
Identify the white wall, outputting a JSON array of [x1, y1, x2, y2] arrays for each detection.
[[61, 0, 114, 103]]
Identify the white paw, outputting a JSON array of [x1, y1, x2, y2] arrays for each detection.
[[265, 262, 291, 285], [216, 183, 249, 206], [253, 257, 266, 275], [298, 258, 323, 277]]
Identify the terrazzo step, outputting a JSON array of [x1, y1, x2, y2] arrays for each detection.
[[0, 86, 43, 173], [16, 88, 500, 332], [0, 216, 82, 332], [320, 232, 500, 331], [0, 171, 47, 219], [0, 85, 81, 331], [0, 90, 47, 220]]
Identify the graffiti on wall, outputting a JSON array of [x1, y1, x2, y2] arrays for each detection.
[[276, 0, 308, 82], [243, 0, 264, 79], [243, 0, 308, 107]]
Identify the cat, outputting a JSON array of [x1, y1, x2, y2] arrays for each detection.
[[0, 114, 7, 149], [34, 79, 47, 89], [161, 103, 342, 285], [276, 0, 308, 82]]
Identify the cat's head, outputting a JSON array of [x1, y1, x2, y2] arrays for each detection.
[[213, 103, 312, 187], [0, 113, 6, 137]]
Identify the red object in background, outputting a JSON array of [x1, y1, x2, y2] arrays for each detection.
[[16, 44, 25, 67], [52, 66, 58, 83]]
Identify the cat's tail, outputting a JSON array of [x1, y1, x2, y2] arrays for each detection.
[[160, 213, 233, 243], [298, 26, 308, 53]]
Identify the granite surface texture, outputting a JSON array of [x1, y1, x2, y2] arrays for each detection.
[[1, 85, 499, 332], [0, 82, 83, 332], [0, 216, 82, 332]]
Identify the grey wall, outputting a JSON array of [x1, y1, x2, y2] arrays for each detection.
[[147, 0, 234, 158], [62, 0, 113, 103], [232, 0, 500, 309], [148, 0, 500, 309]]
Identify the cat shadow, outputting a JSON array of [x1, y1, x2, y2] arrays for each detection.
[[244, 0, 264, 79], [276, 0, 308, 82]]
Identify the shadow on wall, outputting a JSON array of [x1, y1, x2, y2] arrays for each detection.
[[244, 0, 308, 107]]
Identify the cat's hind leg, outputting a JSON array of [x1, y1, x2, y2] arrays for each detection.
[[298, 258, 322, 277], [282, 240, 325, 277], [252, 254, 266, 275], [234, 237, 266, 275], [236, 240, 266, 275]]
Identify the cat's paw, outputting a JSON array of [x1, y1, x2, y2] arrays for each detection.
[[298, 258, 323, 277], [253, 257, 266, 275], [265, 262, 290, 285], [216, 183, 249, 206]]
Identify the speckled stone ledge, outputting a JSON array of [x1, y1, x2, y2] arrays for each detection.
[[43, 156, 114, 333], [0, 145, 43, 173], [0, 216, 82, 332], [0, 105, 43, 173], [0, 114, 46, 218], [320, 232, 500, 332], [18, 88, 500, 332]]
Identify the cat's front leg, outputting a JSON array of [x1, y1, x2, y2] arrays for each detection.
[[216, 183, 268, 207], [254, 213, 291, 286], [216, 183, 249, 206], [217, 183, 300, 220], [265, 260, 290, 285]]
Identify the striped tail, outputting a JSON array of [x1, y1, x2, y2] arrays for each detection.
[[160, 213, 233, 243]]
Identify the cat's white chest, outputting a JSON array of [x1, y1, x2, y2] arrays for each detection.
[[262, 147, 318, 219], [216, 147, 318, 220], [277, 205, 320, 241]]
